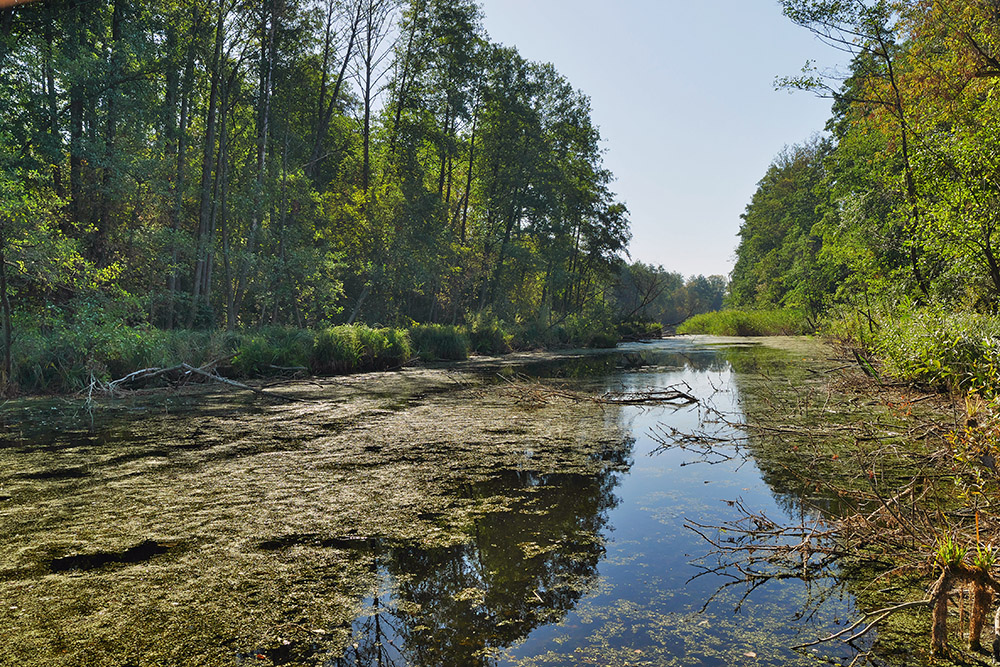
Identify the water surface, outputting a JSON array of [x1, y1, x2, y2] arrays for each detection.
[[0, 337, 872, 666]]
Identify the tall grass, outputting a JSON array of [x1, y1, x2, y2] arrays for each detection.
[[8, 314, 626, 395], [409, 324, 470, 361], [310, 325, 412, 373], [677, 309, 813, 337], [861, 309, 1000, 391]]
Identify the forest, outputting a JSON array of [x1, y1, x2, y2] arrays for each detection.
[[0, 0, 723, 394], [724, 0, 1000, 389]]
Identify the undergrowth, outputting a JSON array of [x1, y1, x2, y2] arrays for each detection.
[[677, 309, 813, 336], [831, 305, 1000, 392], [8, 316, 627, 395]]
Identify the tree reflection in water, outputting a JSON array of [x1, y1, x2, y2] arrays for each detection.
[[336, 463, 628, 666]]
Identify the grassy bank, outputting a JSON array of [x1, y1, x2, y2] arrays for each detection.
[[7, 318, 625, 395], [831, 306, 1000, 392], [677, 309, 814, 337]]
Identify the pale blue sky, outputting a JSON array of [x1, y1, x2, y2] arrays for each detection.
[[481, 0, 842, 278]]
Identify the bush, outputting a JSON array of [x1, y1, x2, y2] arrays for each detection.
[[466, 315, 513, 355], [867, 308, 1000, 391], [381, 328, 413, 368], [586, 330, 620, 349], [677, 309, 813, 337], [311, 326, 361, 374], [232, 327, 312, 377], [617, 321, 663, 341], [408, 324, 470, 361], [311, 325, 412, 374]]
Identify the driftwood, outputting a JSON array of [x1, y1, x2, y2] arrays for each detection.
[[84, 359, 304, 402], [496, 373, 698, 407]]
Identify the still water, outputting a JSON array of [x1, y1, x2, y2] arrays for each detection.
[[0, 337, 869, 666]]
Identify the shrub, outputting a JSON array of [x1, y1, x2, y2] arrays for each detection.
[[310, 325, 412, 374], [677, 309, 813, 337], [408, 324, 470, 361], [467, 316, 513, 355], [311, 326, 361, 374], [231, 327, 312, 377], [380, 328, 413, 368], [586, 330, 620, 349], [617, 321, 663, 341], [868, 308, 1000, 391]]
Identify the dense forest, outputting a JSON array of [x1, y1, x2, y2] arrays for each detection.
[[0, 0, 723, 393], [725, 0, 1000, 386]]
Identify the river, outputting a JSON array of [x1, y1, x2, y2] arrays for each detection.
[[0, 336, 893, 666]]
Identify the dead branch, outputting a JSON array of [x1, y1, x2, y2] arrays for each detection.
[[495, 374, 699, 407], [86, 359, 305, 402], [178, 363, 304, 402], [792, 599, 933, 649]]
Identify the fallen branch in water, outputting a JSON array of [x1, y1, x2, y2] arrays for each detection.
[[496, 373, 699, 407], [84, 358, 304, 402], [792, 599, 933, 649], [179, 363, 304, 402]]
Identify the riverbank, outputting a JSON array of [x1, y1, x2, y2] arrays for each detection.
[[3, 335, 986, 665], [4, 320, 653, 397]]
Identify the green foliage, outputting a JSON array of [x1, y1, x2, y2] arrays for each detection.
[[466, 314, 513, 355], [0, 0, 630, 361], [610, 262, 726, 326], [616, 321, 663, 341], [936, 535, 967, 568], [677, 309, 814, 337], [973, 544, 995, 572], [855, 307, 1000, 391], [729, 139, 843, 315], [232, 328, 313, 377], [310, 326, 412, 374], [12, 325, 232, 394], [408, 324, 470, 361]]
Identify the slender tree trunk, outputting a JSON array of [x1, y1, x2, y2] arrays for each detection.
[[235, 0, 276, 323], [437, 105, 451, 196], [981, 227, 1000, 297], [460, 109, 477, 243], [167, 41, 196, 329], [389, 0, 423, 156], [44, 9, 62, 197], [95, 0, 123, 267], [307, 0, 361, 179], [362, 9, 373, 195], [876, 30, 930, 297], [220, 98, 236, 330], [0, 220, 11, 394], [189, 0, 225, 327]]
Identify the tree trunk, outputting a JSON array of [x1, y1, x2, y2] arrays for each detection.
[[460, 108, 477, 243], [43, 8, 62, 197], [930, 567, 954, 656], [307, 0, 361, 180], [970, 571, 992, 651], [95, 0, 123, 267], [0, 220, 12, 394], [189, 0, 225, 328]]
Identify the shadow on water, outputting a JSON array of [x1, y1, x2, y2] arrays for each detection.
[[48, 540, 182, 573]]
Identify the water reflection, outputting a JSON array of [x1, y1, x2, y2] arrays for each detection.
[[0, 338, 882, 667], [333, 466, 625, 666]]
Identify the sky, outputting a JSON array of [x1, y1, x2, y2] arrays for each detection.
[[481, 0, 844, 278]]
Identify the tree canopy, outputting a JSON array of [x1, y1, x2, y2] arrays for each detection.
[[0, 0, 633, 339]]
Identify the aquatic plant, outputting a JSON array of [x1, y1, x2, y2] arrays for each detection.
[[935, 535, 966, 567]]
